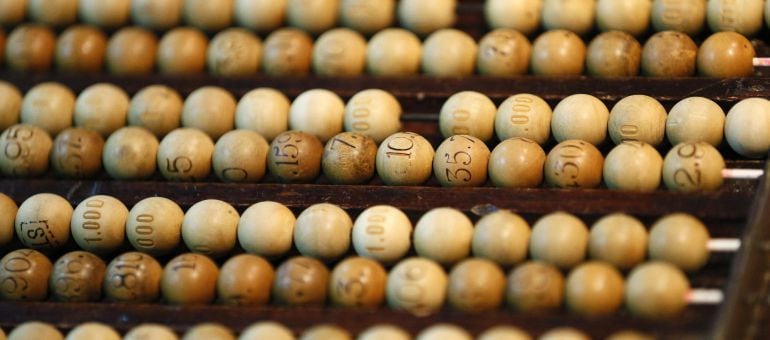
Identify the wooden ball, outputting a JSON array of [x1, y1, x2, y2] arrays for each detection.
[[398, 0, 456, 35], [71, 195, 129, 254], [488, 137, 546, 188], [539, 328, 590, 340], [542, 0, 595, 35], [312, 28, 366, 77], [605, 331, 655, 340], [447, 258, 505, 312], [15, 193, 72, 251], [0, 124, 52, 177], [268, 130, 324, 183], [102, 127, 159, 180], [273, 256, 330, 306], [27, 0, 77, 26], [589, 213, 648, 270], [484, 0, 542, 35], [608, 95, 667, 145], [104, 252, 162, 302], [300, 325, 351, 340], [0, 193, 17, 246], [366, 28, 422, 76], [707, 0, 764, 36], [286, 0, 339, 33], [235, 88, 289, 141], [479, 327, 531, 340], [551, 94, 609, 145], [0, 81, 21, 131], [262, 28, 313, 76], [322, 132, 377, 184], [0, 249, 52, 301], [55, 25, 107, 72], [531, 29, 586, 76], [182, 199, 239, 257], [344, 89, 402, 143], [422, 29, 477, 77], [0, 0, 26, 25], [565, 261, 624, 316], [213, 130, 268, 182], [352, 205, 412, 264], [529, 212, 589, 269], [183, 323, 235, 340], [79, 0, 130, 28], [666, 97, 725, 146], [20, 82, 75, 136], [698, 32, 755, 77], [289, 89, 345, 142], [161, 253, 219, 305], [641, 31, 698, 77], [217, 254, 274, 305], [472, 210, 531, 266], [586, 31, 642, 77], [51, 129, 104, 179], [240, 322, 294, 340], [662, 142, 724, 191], [74, 83, 129, 137], [234, 0, 286, 32], [545, 140, 604, 188], [131, 0, 183, 30], [386, 257, 447, 316], [207, 28, 262, 77], [7, 322, 62, 340], [105, 27, 158, 75], [126, 196, 184, 256], [50, 251, 106, 302], [596, 0, 651, 36], [124, 324, 177, 340], [66, 322, 120, 340], [625, 261, 690, 318], [376, 132, 435, 185], [340, 0, 395, 34], [416, 324, 471, 340], [725, 98, 770, 158], [183, 0, 233, 31], [477, 28, 531, 76], [603, 141, 663, 192], [358, 325, 411, 340], [649, 213, 710, 271], [157, 27, 208, 75], [238, 201, 296, 258], [439, 91, 496, 141], [294, 203, 353, 261], [128, 85, 183, 138], [495, 94, 552, 145], [329, 256, 387, 307], [651, 0, 706, 35], [414, 207, 473, 265], [157, 128, 214, 181], [433, 135, 491, 187]]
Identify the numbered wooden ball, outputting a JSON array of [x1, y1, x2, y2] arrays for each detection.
[[183, 0, 233, 31], [439, 91, 496, 141], [551, 94, 609, 145], [124, 324, 177, 340], [79, 0, 130, 28], [542, 0, 595, 36], [104, 252, 162, 302], [358, 325, 411, 340], [15, 193, 72, 251], [506, 262, 565, 312], [447, 258, 506, 312], [545, 140, 604, 189], [386, 257, 447, 316], [530, 212, 589, 269], [262, 28, 313, 76], [540, 328, 590, 340], [0, 193, 17, 247], [416, 324, 471, 340], [596, 0, 651, 36], [7, 322, 62, 340], [0, 249, 52, 301], [5, 24, 54, 71], [322, 132, 377, 184], [344, 89, 402, 143], [376, 132, 435, 185], [707, 0, 764, 36], [21, 82, 75, 136], [641, 31, 698, 77], [725, 98, 770, 158], [131, 0, 183, 30], [352, 205, 412, 264], [340, 0, 394, 34], [213, 130, 268, 182], [50, 251, 106, 302], [484, 0, 542, 35], [478, 326, 531, 340], [157, 128, 214, 181], [662, 142, 724, 192], [0, 124, 52, 177], [74, 83, 129, 137], [71, 195, 128, 254], [238, 201, 295, 258], [488, 137, 546, 188], [609, 95, 667, 145], [273, 256, 330, 306], [235, 88, 290, 141], [604, 141, 663, 192], [434, 135, 490, 187], [51, 128, 104, 179], [0, 0, 26, 25], [126, 197, 184, 256], [398, 0, 456, 35], [103, 127, 159, 180], [586, 31, 642, 77], [240, 322, 294, 340], [0, 81, 21, 131], [651, 0, 706, 35], [625, 261, 690, 318], [182, 199, 239, 258], [472, 210, 531, 266], [589, 213, 648, 270], [495, 94, 552, 145], [286, 0, 339, 34], [106, 27, 158, 75], [183, 323, 235, 340], [234, 0, 286, 32], [157, 27, 208, 75], [289, 89, 345, 143], [268, 130, 324, 183], [207, 28, 262, 76], [649, 213, 710, 272], [128, 85, 183, 138], [181, 87, 235, 140], [422, 29, 477, 77], [666, 97, 725, 146], [698, 32, 755, 78], [217, 254, 274, 305], [366, 28, 422, 76], [312, 28, 367, 77], [414, 207, 473, 265], [565, 261, 625, 316], [66, 322, 121, 340], [161, 253, 219, 305], [329, 256, 387, 307], [28, 0, 77, 26], [477, 28, 531, 76], [55, 25, 107, 72], [294, 203, 353, 261]]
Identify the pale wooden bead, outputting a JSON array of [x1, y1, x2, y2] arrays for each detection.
[[157, 27, 208, 75], [625, 261, 690, 319], [386, 257, 447, 316], [55, 25, 107, 72], [66, 322, 120, 340], [414, 207, 473, 265], [234, 0, 286, 32], [0, 124, 52, 177], [447, 258, 506, 312], [131, 0, 183, 30], [478, 327, 531, 340], [300, 325, 351, 340], [352, 205, 412, 264], [74, 83, 129, 137], [472, 210, 531, 266], [484, 0, 542, 35], [240, 322, 295, 340], [416, 324, 471, 340], [262, 28, 313, 76], [725, 98, 770, 158], [273, 256, 329, 306], [477, 29, 531, 76], [398, 0, 456, 35], [531, 30, 586, 76], [539, 328, 590, 340], [322, 132, 377, 184], [344, 89, 402, 143], [126, 197, 184, 256], [161, 253, 219, 305], [104, 252, 162, 302], [27, 0, 77, 26], [21, 82, 74, 136], [433, 135, 490, 187], [207, 28, 262, 77], [376, 132, 435, 186], [106, 27, 158, 75], [238, 201, 296, 257], [605, 331, 655, 340], [422, 29, 477, 77], [70, 195, 129, 254], [182, 200, 239, 257], [313, 28, 367, 77], [651, 0, 706, 35], [102, 127, 159, 180], [649, 213, 710, 271], [0, 249, 52, 301], [586, 31, 642, 77], [267, 130, 324, 183], [286, 0, 339, 34], [294, 203, 353, 261], [551, 94, 608, 145], [15, 193, 72, 251], [366, 28, 422, 76], [589, 213, 648, 269], [662, 142, 724, 191], [183, 324, 235, 340], [488, 137, 546, 188], [79, 0, 130, 28], [289, 89, 345, 142], [157, 128, 215, 181], [698, 32, 755, 77], [0, 0, 26, 25], [439, 91, 496, 141], [329, 256, 387, 308], [183, 0, 234, 31], [603, 141, 663, 192], [124, 324, 178, 340], [545, 140, 604, 189], [5, 24, 54, 71], [213, 130, 269, 182], [641, 31, 698, 77], [529, 212, 589, 269], [217, 254, 274, 305], [565, 261, 625, 316], [608, 95, 667, 146], [495, 94, 552, 145], [542, 0, 596, 36], [596, 0, 651, 36], [235, 88, 290, 141], [340, 0, 395, 34], [357, 325, 411, 340], [128, 85, 183, 138], [707, 0, 764, 36], [7, 322, 62, 340], [666, 97, 725, 146], [0, 193, 17, 246], [0, 81, 22, 131]]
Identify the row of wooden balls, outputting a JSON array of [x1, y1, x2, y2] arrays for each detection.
[[0, 245, 693, 319]]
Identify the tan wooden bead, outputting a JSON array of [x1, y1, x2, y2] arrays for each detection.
[[131, 0, 183, 30], [666, 97, 725, 147], [478, 326, 531, 340], [238, 201, 296, 258], [268, 130, 324, 183], [376, 132, 435, 185], [162, 253, 219, 305], [300, 325, 351, 340], [447, 258, 506, 312], [27, 0, 77, 26], [0, 124, 52, 177], [70, 195, 128, 254], [289, 89, 345, 143], [551, 94, 608, 145], [79, 0, 130, 28], [531, 30, 586, 76], [183, 323, 235, 340], [506, 263, 565, 312], [234, 0, 286, 32], [439, 92, 496, 141], [273, 256, 330, 306], [539, 328, 590, 340], [240, 322, 294, 340], [66, 322, 121, 340], [217, 254, 274, 305], [488, 138, 546, 188], [495, 94, 552, 145], [352, 205, 412, 264], [0, 193, 17, 246], [366, 28, 422, 76], [294, 203, 353, 261], [698, 32, 755, 78], [433, 135, 490, 187], [0, 326, 5, 340], [0, 249, 52, 301], [207, 28, 262, 77], [15, 193, 72, 251], [128, 85, 183, 138], [398, 0, 456, 35], [262, 28, 313, 76], [329, 256, 387, 307], [586, 31, 642, 77], [484, 0, 542, 35], [545, 140, 604, 189], [213, 130, 268, 182], [386, 257, 447, 316], [124, 324, 177, 340], [422, 29, 477, 77], [608, 95, 667, 146], [358, 325, 411, 340], [651, 0, 706, 35], [104, 251, 162, 302], [312, 28, 367, 77], [649, 213, 710, 272], [102, 127, 159, 180], [235, 88, 290, 141], [0, 81, 22, 131], [565, 261, 625, 316], [183, 0, 233, 31], [542, 0, 595, 36], [181, 199, 239, 257], [344, 89, 402, 143], [50, 250, 106, 302], [596, 0, 651, 36], [322, 132, 377, 184], [157, 128, 214, 181], [416, 324, 471, 340], [529, 212, 589, 269], [589, 213, 648, 270], [286, 0, 339, 34], [641, 31, 698, 77], [126, 197, 184, 256], [157, 28, 208, 75], [767, 1, 770, 30], [20, 82, 75, 136], [55, 25, 107, 72], [340, 0, 395, 34], [725, 98, 770, 158], [625, 261, 690, 319], [414, 207, 473, 265], [472, 210, 531, 266], [662, 142, 724, 191], [0, 0, 26, 25], [74, 83, 129, 137], [477, 29, 531, 76], [106, 27, 158, 75], [604, 141, 663, 192], [605, 331, 655, 340], [707, 0, 764, 36], [7, 322, 62, 340]]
